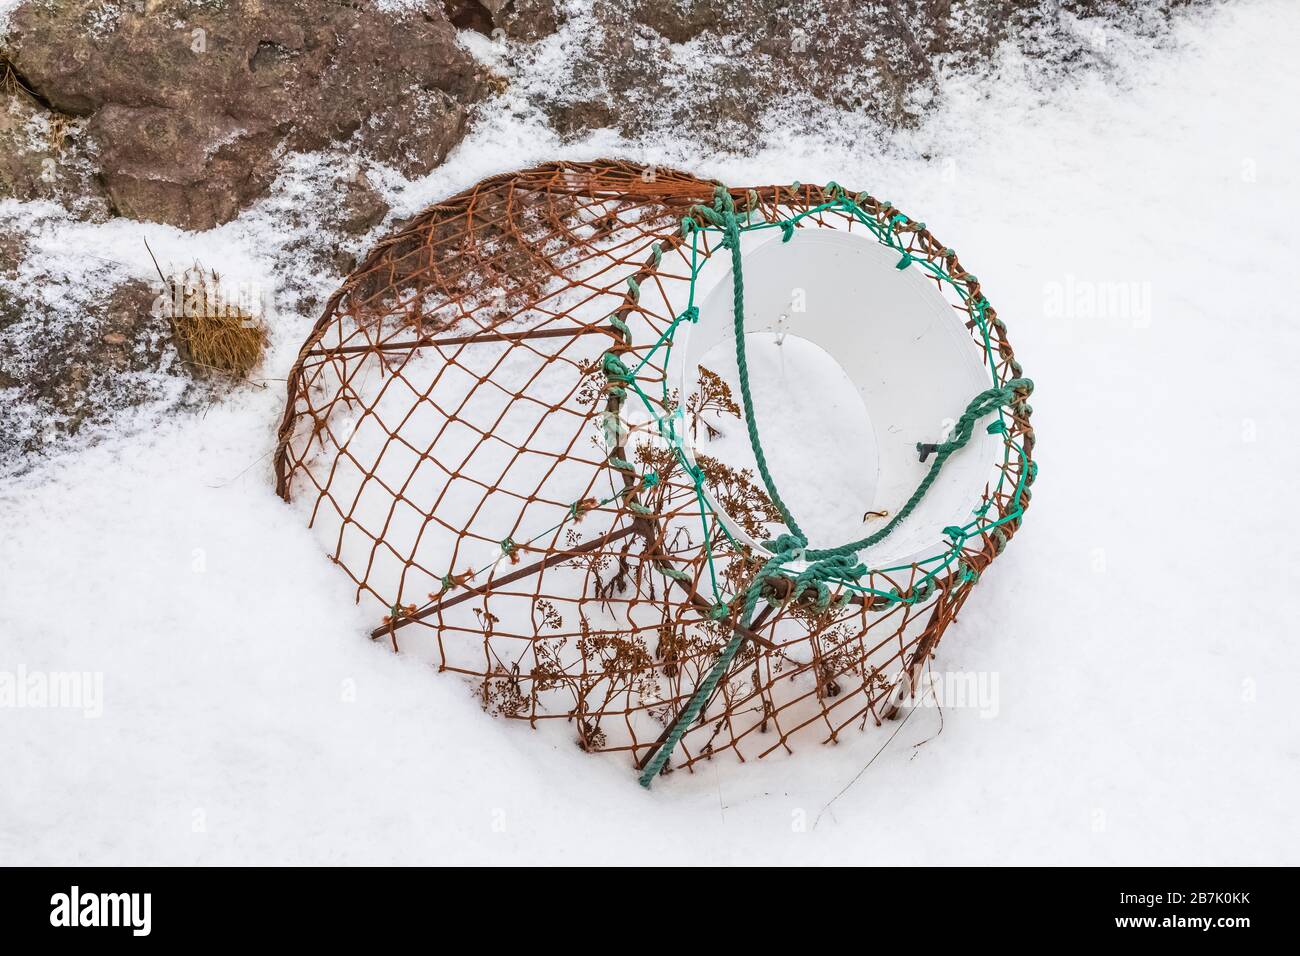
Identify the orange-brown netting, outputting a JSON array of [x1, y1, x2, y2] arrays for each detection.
[[272, 160, 1035, 781]]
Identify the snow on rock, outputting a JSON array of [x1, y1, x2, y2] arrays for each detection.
[[2, 0, 486, 229], [0, 233, 186, 467], [1, 0, 1297, 864], [516, 0, 1206, 146]]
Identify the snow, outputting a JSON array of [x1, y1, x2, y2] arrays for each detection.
[[2, 0, 1298, 864]]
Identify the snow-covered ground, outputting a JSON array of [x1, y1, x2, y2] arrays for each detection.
[[3, 0, 1298, 864]]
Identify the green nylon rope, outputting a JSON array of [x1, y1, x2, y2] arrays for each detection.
[[638, 185, 1032, 787], [691, 188, 809, 543]]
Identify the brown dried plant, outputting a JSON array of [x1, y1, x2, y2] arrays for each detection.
[[147, 245, 267, 379], [694, 453, 782, 541], [687, 366, 742, 440]]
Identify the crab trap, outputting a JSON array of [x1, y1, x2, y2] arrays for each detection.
[[273, 161, 1036, 785]]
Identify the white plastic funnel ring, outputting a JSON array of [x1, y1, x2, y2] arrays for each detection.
[[674, 229, 996, 571]]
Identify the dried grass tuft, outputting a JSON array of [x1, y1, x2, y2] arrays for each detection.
[[147, 247, 267, 379], [0, 57, 32, 99]]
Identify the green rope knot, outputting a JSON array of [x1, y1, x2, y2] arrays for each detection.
[[791, 552, 867, 610], [762, 532, 807, 555], [500, 537, 516, 557], [779, 220, 795, 242], [601, 351, 633, 385], [601, 352, 632, 379], [642, 471, 659, 487], [570, 498, 600, 520]]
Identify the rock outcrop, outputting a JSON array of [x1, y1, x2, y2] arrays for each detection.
[[0, 241, 186, 464], [543, 0, 1200, 144], [0, 63, 113, 220], [0, 0, 1200, 226], [444, 0, 563, 41], [3, 1, 487, 230]]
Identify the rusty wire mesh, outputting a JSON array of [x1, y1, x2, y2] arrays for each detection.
[[273, 160, 1035, 779]]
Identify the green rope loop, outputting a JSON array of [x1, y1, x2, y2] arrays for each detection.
[[697, 186, 809, 545], [636, 183, 1035, 786]]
